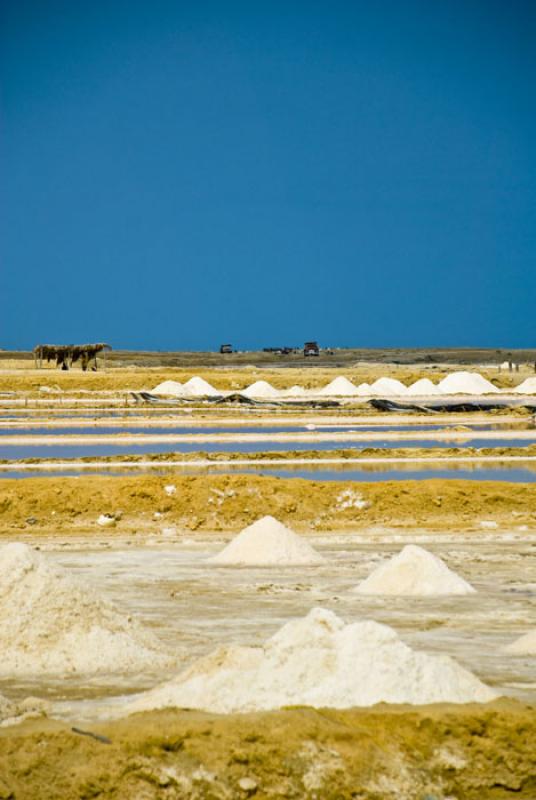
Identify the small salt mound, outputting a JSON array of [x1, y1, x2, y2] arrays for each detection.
[[284, 384, 306, 396], [406, 378, 440, 396], [152, 380, 186, 396], [437, 372, 499, 395], [124, 607, 496, 715], [209, 515, 324, 566], [183, 376, 219, 396], [355, 382, 372, 396], [241, 380, 280, 398], [319, 376, 360, 396], [0, 543, 171, 677], [354, 545, 475, 596], [369, 377, 408, 396], [513, 377, 536, 395], [503, 629, 536, 655]]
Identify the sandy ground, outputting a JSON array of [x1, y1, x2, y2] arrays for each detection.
[[1, 474, 535, 534], [1, 702, 535, 800]]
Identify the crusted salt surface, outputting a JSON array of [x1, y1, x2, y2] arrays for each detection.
[[183, 376, 219, 396], [125, 608, 496, 715], [503, 629, 536, 655], [0, 543, 171, 677], [208, 515, 324, 566], [318, 376, 360, 396], [369, 377, 408, 396], [436, 372, 499, 395], [354, 545, 476, 596], [513, 377, 536, 395], [406, 378, 440, 396], [242, 380, 280, 398], [152, 380, 185, 396]]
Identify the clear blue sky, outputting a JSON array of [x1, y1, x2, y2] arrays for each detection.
[[1, 0, 535, 350]]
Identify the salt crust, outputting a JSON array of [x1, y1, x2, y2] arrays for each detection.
[[125, 607, 496, 715], [503, 629, 536, 655], [0, 543, 171, 677], [208, 515, 324, 566], [241, 380, 280, 398], [437, 372, 499, 395], [354, 545, 476, 596]]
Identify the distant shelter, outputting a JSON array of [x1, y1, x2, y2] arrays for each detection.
[[33, 343, 112, 371]]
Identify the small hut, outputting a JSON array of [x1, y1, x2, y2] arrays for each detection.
[[33, 343, 112, 371]]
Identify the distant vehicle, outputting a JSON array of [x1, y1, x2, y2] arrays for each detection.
[[304, 341, 320, 357], [220, 344, 233, 354]]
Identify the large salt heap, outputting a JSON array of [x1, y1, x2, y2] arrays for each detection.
[[152, 380, 185, 396], [0, 543, 171, 676], [513, 378, 536, 395], [209, 515, 324, 566], [183, 376, 220, 396], [503, 629, 536, 655], [436, 372, 499, 395], [369, 377, 408, 396], [319, 376, 360, 396], [124, 607, 496, 715], [354, 545, 476, 596], [406, 378, 440, 396], [242, 380, 279, 398]]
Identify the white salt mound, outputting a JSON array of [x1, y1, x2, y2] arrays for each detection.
[[124, 607, 496, 715], [285, 384, 306, 396], [355, 382, 372, 396], [503, 629, 536, 655], [0, 543, 171, 677], [513, 377, 536, 395], [209, 515, 324, 566], [183, 376, 219, 396], [152, 380, 185, 396], [354, 545, 476, 596], [406, 378, 440, 396], [241, 380, 279, 398], [437, 372, 499, 395], [319, 376, 359, 396], [369, 377, 408, 396]]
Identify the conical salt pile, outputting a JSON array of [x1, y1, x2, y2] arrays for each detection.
[[242, 380, 279, 398], [503, 629, 536, 655], [0, 543, 171, 676], [319, 376, 360, 396], [369, 377, 407, 396], [183, 376, 219, 396], [123, 607, 496, 715], [152, 380, 185, 396], [513, 378, 536, 395], [406, 378, 440, 396], [209, 515, 324, 566], [354, 544, 476, 596], [437, 372, 499, 395]]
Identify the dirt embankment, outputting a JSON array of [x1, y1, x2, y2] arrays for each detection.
[[0, 475, 534, 534], [0, 701, 534, 800]]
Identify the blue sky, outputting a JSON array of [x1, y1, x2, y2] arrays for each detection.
[[1, 0, 535, 350]]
